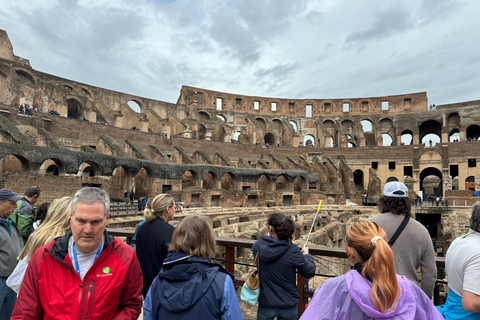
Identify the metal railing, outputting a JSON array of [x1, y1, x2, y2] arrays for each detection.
[[107, 229, 446, 319]]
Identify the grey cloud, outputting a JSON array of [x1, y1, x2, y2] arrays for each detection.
[[345, 3, 413, 45]]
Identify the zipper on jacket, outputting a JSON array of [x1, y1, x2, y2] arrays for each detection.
[[83, 284, 93, 318], [78, 284, 83, 319]]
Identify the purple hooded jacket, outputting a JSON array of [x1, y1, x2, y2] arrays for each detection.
[[300, 270, 444, 320]]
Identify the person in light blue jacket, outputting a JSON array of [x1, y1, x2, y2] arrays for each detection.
[[144, 214, 243, 320]]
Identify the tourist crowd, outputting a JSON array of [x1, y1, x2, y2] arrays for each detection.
[[1, 183, 479, 319]]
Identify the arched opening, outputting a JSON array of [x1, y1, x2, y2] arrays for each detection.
[[382, 134, 393, 146], [212, 125, 226, 142], [135, 168, 152, 198], [0, 154, 28, 173], [258, 174, 270, 191], [255, 117, 266, 127], [420, 167, 443, 198], [353, 170, 364, 191], [127, 101, 141, 113], [401, 130, 413, 145], [202, 172, 216, 190], [289, 121, 297, 132], [386, 177, 398, 182], [221, 173, 235, 190], [110, 166, 130, 201], [275, 175, 288, 191], [39, 159, 64, 176], [449, 129, 460, 142], [361, 120, 373, 132], [67, 99, 83, 119], [466, 124, 480, 140], [272, 119, 282, 129], [293, 176, 306, 192], [16, 70, 35, 86], [195, 123, 207, 139], [264, 133, 275, 145], [422, 134, 441, 147], [198, 111, 210, 120], [78, 162, 97, 177], [465, 176, 475, 191], [216, 114, 225, 121], [419, 120, 442, 145], [232, 131, 241, 142], [182, 170, 197, 189], [348, 142, 356, 148], [304, 135, 315, 147]]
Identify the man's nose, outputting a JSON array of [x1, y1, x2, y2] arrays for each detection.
[[83, 223, 93, 233]]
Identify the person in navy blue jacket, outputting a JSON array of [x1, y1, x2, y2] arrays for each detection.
[[143, 214, 243, 320], [253, 213, 316, 320]]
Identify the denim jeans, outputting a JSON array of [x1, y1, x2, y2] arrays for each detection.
[[256, 305, 298, 320], [0, 277, 17, 320]]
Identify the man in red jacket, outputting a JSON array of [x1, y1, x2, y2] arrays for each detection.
[[12, 187, 143, 320]]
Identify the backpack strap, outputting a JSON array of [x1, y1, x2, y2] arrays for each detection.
[[388, 216, 410, 247]]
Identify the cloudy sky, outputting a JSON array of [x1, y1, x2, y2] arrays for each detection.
[[1, 0, 479, 105]]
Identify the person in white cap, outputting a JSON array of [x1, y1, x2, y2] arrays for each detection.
[[369, 181, 437, 298], [0, 189, 23, 320]]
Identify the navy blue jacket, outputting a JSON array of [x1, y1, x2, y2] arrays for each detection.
[[252, 235, 316, 308], [136, 218, 174, 296], [143, 251, 243, 320]]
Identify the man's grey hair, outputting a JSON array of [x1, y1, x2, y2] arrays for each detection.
[[71, 187, 110, 217], [470, 202, 480, 232]]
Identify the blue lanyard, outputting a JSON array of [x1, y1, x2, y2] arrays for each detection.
[[72, 239, 103, 278]]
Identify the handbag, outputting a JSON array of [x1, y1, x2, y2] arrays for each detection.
[[240, 253, 260, 305]]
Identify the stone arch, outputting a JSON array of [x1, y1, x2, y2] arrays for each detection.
[[419, 120, 442, 143], [386, 177, 398, 182], [212, 125, 226, 142], [401, 130, 413, 145], [420, 167, 443, 197], [447, 112, 460, 131], [353, 169, 364, 191], [347, 142, 356, 148], [198, 111, 211, 120], [361, 119, 373, 132], [39, 159, 65, 176], [110, 166, 130, 200], [216, 114, 226, 121], [182, 170, 197, 189], [81, 87, 92, 97], [195, 123, 207, 139], [232, 131, 241, 142], [304, 134, 315, 147], [66, 98, 83, 119], [272, 119, 282, 129], [254, 117, 266, 127], [379, 118, 394, 132], [78, 161, 100, 177], [289, 121, 297, 132], [382, 133, 393, 146], [258, 174, 270, 191], [264, 133, 275, 145], [293, 176, 306, 192], [202, 171, 217, 190], [275, 175, 288, 191], [323, 119, 337, 147], [466, 124, 480, 140], [449, 128, 460, 142], [135, 168, 152, 198], [221, 172, 235, 190], [0, 154, 29, 173], [127, 100, 142, 113], [465, 176, 475, 191], [16, 70, 35, 86]]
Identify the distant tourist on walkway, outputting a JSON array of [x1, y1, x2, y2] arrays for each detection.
[[370, 181, 436, 298], [136, 194, 176, 296], [300, 221, 443, 319], [252, 213, 315, 320], [129, 189, 135, 203], [143, 214, 243, 320], [437, 202, 480, 319]]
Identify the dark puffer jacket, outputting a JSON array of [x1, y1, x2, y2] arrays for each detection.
[[252, 235, 316, 308]]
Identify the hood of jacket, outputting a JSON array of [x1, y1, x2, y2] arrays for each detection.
[[346, 270, 417, 319], [255, 235, 291, 262], [154, 251, 230, 313]]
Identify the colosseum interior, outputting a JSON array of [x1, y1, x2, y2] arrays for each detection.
[[1, 28, 479, 314]]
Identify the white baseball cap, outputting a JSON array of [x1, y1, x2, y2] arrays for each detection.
[[383, 181, 408, 198]]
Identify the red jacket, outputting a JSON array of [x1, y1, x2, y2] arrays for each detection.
[[12, 230, 143, 320]]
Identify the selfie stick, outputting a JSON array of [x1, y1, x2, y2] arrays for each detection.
[[305, 200, 322, 247]]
